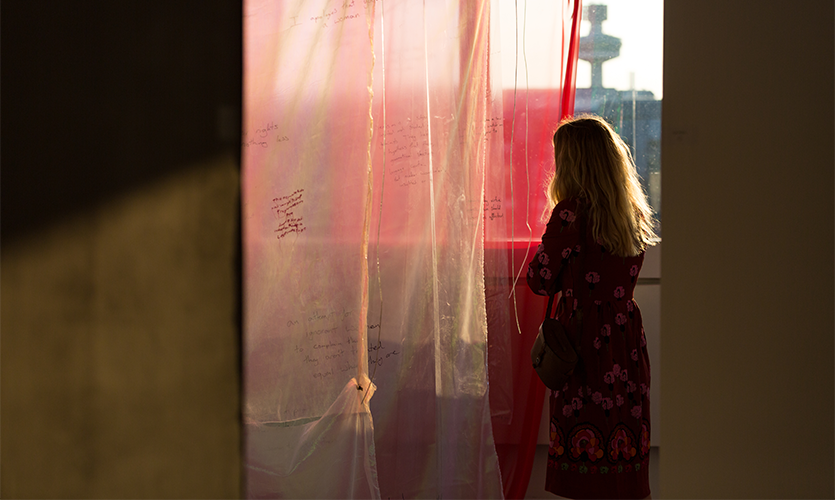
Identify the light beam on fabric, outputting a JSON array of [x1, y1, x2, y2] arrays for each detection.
[[242, 1, 580, 497]]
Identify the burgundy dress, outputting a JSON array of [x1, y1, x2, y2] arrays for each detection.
[[527, 198, 651, 499]]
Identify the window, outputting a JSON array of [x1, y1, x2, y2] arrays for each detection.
[[575, 1, 663, 228]]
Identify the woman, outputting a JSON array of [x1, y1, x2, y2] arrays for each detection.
[[527, 115, 656, 499]]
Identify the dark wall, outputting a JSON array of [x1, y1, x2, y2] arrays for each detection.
[[2, 1, 241, 238], [661, 1, 834, 497], [2, 1, 243, 497]]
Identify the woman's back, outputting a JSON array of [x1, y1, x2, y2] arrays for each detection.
[[527, 114, 654, 499], [528, 197, 651, 499]]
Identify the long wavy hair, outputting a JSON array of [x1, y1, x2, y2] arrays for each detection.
[[547, 114, 656, 257]]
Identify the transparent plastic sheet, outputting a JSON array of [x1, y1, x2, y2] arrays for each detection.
[[488, 2, 581, 496], [486, 0, 580, 431], [242, 1, 380, 497], [242, 1, 578, 497], [243, 0, 502, 497], [245, 377, 379, 499], [363, 1, 503, 497]]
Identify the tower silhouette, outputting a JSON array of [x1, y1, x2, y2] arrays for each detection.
[[579, 5, 621, 89]]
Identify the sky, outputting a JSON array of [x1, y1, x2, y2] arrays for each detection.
[[498, 0, 664, 98]]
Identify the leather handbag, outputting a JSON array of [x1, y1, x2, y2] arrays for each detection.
[[530, 213, 586, 391], [530, 294, 578, 391]]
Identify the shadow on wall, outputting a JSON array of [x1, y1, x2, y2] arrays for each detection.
[[1, 1, 244, 497], [1, 1, 242, 241]]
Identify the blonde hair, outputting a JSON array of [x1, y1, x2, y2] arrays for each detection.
[[547, 114, 656, 257]]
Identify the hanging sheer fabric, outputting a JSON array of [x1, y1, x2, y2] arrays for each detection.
[[488, 3, 582, 497], [242, 1, 580, 498]]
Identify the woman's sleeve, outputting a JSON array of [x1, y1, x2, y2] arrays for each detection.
[[526, 200, 581, 296]]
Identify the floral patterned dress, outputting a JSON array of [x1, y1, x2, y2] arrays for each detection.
[[527, 198, 651, 500]]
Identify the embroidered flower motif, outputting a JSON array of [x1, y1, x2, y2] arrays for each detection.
[[601, 324, 611, 337], [568, 425, 605, 463], [640, 327, 647, 346], [603, 372, 615, 386], [626, 381, 637, 393], [564, 288, 573, 297], [585, 272, 600, 290], [627, 300, 635, 318], [594, 337, 601, 350], [640, 383, 648, 396], [559, 209, 576, 223], [624, 464, 633, 473], [563, 404, 573, 417], [631, 349, 639, 362], [616, 313, 627, 332], [640, 420, 651, 457], [612, 364, 621, 377], [550, 421, 565, 457], [635, 463, 641, 472], [540, 268, 552, 280], [572, 397, 583, 416], [607, 424, 638, 463], [616, 394, 624, 407], [599, 466, 609, 474], [549, 421, 556, 449], [594, 300, 602, 306], [527, 267, 534, 278], [574, 244, 582, 254], [570, 463, 578, 472], [538, 252, 550, 265], [579, 465, 589, 473], [561, 462, 569, 471], [619, 369, 629, 382], [537, 243, 544, 253], [561, 247, 572, 260], [630, 264, 639, 283], [592, 391, 603, 404], [577, 387, 584, 397], [631, 405, 643, 419], [590, 465, 598, 474], [600, 398, 614, 417], [614, 286, 625, 300], [559, 210, 575, 232]]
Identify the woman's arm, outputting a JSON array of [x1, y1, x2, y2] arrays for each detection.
[[526, 199, 582, 296]]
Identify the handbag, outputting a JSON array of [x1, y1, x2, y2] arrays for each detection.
[[530, 214, 586, 391], [530, 294, 579, 391]]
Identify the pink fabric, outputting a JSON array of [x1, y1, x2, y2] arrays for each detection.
[[488, 2, 583, 498], [242, 0, 581, 497], [488, 242, 548, 499]]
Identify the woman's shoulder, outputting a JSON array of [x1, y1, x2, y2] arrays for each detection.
[[550, 197, 583, 223], [544, 198, 584, 234], [553, 197, 581, 212]]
